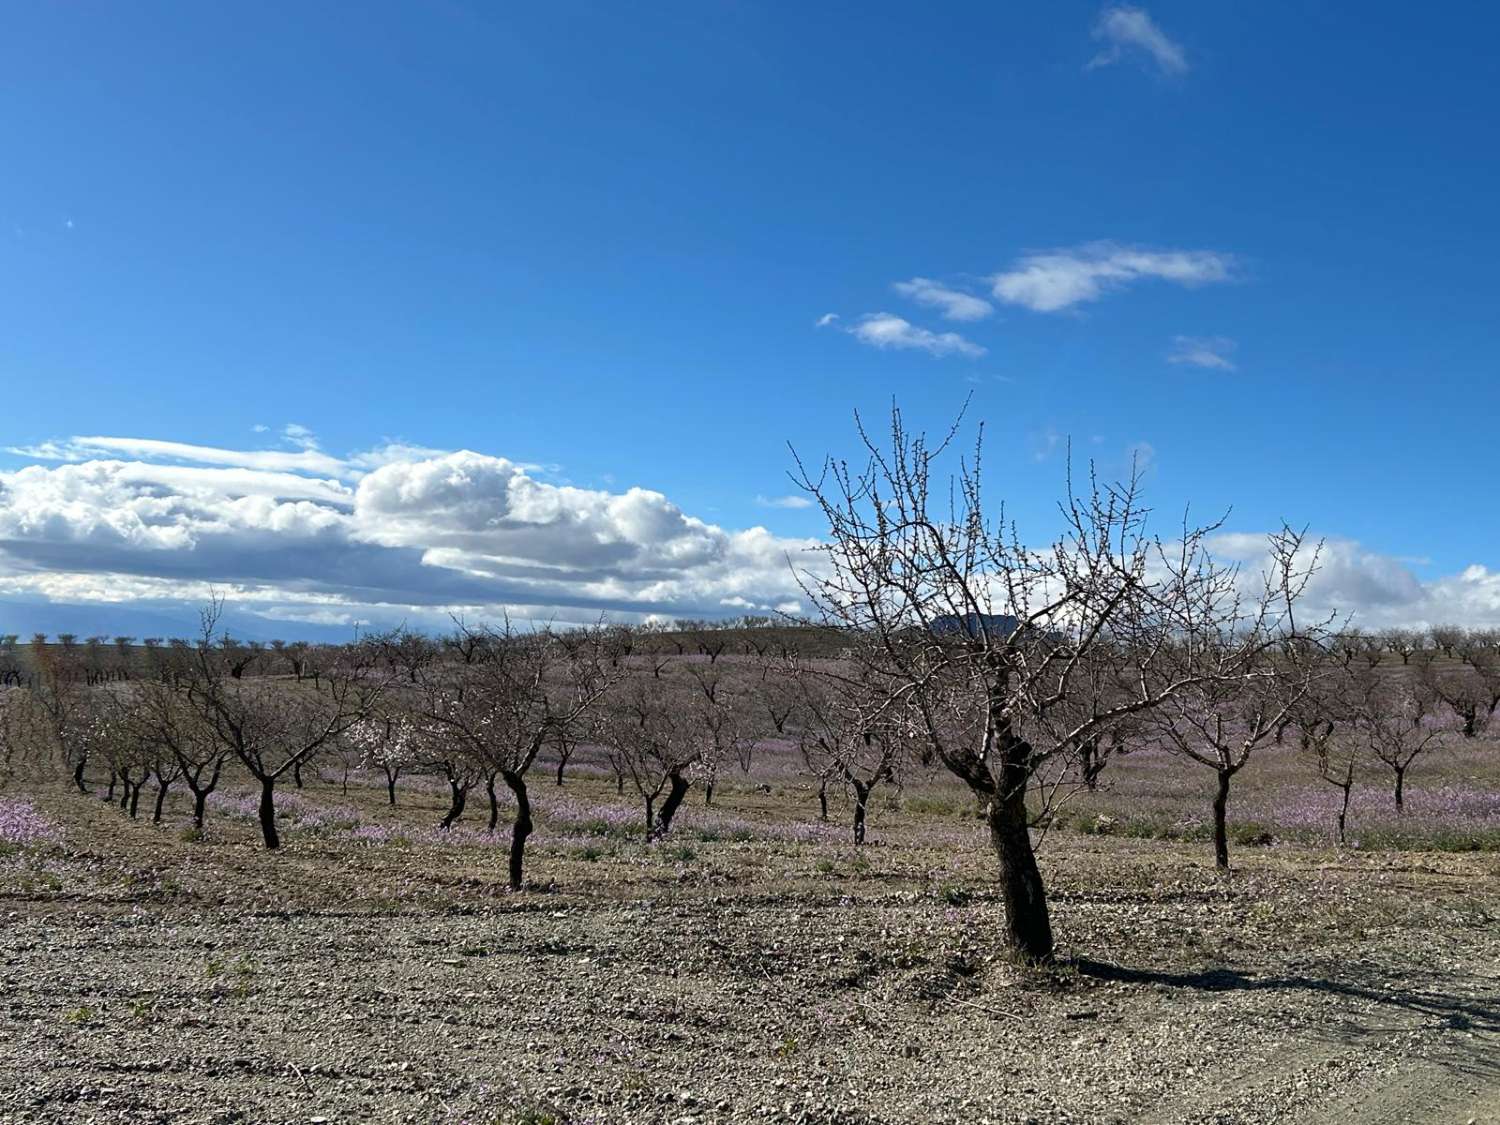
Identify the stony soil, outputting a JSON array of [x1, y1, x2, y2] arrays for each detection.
[[2, 774, 1498, 1125]]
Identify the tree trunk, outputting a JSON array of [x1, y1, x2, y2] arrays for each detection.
[[852, 780, 870, 845], [555, 754, 567, 786], [818, 778, 828, 822], [152, 778, 170, 824], [106, 773, 116, 801], [258, 777, 280, 850], [704, 780, 714, 807], [293, 760, 304, 789], [119, 773, 131, 810], [192, 787, 209, 830], [1212, 768, 1232, 870], [1080, 737, 1101, 791], [73, 755, 88, 793], [127, 782, 142, 820], [1394, 766, 1406, 813], [651, 772, 691, 841], [385, 768, 398, 806], [486, 773, 501, 833], [1336, 783, 1352, 845], [441, 780, 468, 829], [503, 771, 532, 891], [986, 777, 1053, 961]]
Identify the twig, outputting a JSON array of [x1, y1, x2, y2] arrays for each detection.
[[289, 1063, 313, 1094], [950, 995, 1024, 1022]]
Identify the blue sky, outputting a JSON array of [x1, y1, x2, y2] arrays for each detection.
[[1, 2, 1497, 637]]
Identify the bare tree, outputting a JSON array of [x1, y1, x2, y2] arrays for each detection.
[[1425, 664, 1487, 739], [791, 406, 1322, 960], [1357, 671, 1446, 813], [133, 680, 230, 830], [600, 673, 700, 840], [181, 600, 384, 849], [794, 666, 912, 844], [1428, 625, 1464, 659], [417, 621, 615, 887], [1380, 628, 1418, 666], [1144, 649, 1316, 869]]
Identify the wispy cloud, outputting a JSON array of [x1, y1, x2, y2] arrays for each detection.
[[891, 277, 993, 322], [282, 423, 319, 451], [755, 494, 813, 510], [991, 242, 1233, 313], [815, 312, 840, 328], [1088, 5, 1188, 76], [6, 435, 349, 477], [1168, 335, 1237, 370], [1031, 426, 1064, 462], [1125, 439, 1157, 474], [847, 312, 987, 358]]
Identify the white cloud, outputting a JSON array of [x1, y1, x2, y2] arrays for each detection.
[[282, 423, 319, 451], [1168, 335, 1237, 371], [815, 312, 840, 328], [1202, 534, 1497, 631], [1031, 427, 1064, 463], [755, 494, 813, 510], [1088, 5, 1188, 76], [1125, 440, 1157, 474], [10, 432, 1500, 638], [7, 435, 349, 477], [990, 242, 1233, 313], [891, 278, 993, 322], [847, 313, 987, 358], [0, 437, 822, 630]]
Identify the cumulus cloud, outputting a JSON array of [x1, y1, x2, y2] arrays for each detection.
[[847, 313, 987, 358], [6, 432, 1498, 638], [0, 437, 821, 633], [891, 278, 993, 322], [1168, 335, 1237, 371], [991, 242, 1233, 313], [1088, 5, 1188, 76], [1200, 533, 1500, 631]]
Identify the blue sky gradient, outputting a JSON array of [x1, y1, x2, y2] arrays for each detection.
[[1, 2, 1496, 636]]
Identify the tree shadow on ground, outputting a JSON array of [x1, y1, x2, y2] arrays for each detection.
[[1072, 956, 1500, 1041]]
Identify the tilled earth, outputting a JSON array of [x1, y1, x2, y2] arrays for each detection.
[[2, 781, 1498, 1124]]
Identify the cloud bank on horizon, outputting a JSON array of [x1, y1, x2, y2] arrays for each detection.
[[0, 429, 820, 634], [2, 427, 1499, 638]]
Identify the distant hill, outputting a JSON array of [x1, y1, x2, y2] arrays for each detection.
[[930, 613, 1020, 639]]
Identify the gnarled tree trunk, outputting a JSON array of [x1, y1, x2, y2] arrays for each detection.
[[258, 777, 280, 849], [503, 771, 532, 890], [1212, 767, 1232, 869]]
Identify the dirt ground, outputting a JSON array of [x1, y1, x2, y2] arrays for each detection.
[[2, 770, 1498, 1125]]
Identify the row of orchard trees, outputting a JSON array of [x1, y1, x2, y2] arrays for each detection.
[[21, 406, 1500, 966], [13, 599, 919, 890]]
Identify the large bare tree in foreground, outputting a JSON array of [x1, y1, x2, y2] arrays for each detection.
[[793, 407, 1321, 961]]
